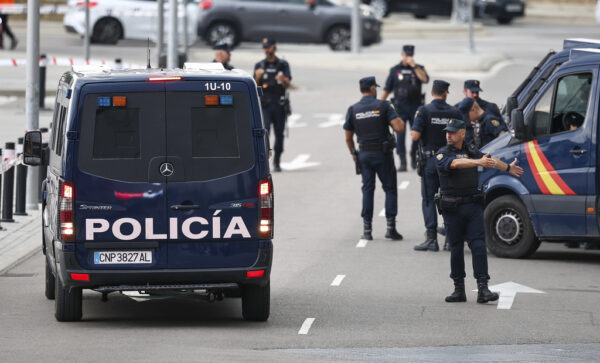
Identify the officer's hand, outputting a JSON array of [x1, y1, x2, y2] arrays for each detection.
[[508, 158, 524, 177], [479, 153, 496, 168], [407, 57, 416, 67], [255, 68, 264, 78]]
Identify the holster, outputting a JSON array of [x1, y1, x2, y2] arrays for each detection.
[[382, 134, 396, 154], [416, 143, 425, 177]]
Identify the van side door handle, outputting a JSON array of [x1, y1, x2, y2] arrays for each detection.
[[171, 205, 201, 211], [569, 148, 587, 155]]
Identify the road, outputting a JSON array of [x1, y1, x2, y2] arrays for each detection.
[[0, 14, 599, 363]]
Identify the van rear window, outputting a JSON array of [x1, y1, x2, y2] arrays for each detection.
[[191, 108, 239, 158], [93, 108, 140, 159]]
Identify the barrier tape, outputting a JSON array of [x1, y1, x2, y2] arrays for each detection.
[[0, 154, 22, 175], [0, 4, 192, 17], [0, 4, 68, 15], [0, 57, 144, 69]]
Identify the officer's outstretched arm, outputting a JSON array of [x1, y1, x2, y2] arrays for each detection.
[[491, 157, 524, 177], [450, 153, 495, 169], [390, 117, 405, 133]]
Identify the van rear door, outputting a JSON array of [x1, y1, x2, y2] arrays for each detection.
[[164, 80, 261, 269], [74, 83, 169, 269]]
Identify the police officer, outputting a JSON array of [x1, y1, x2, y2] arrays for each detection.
[[458, 98, 507, 149], [212, 42, 234, 70], [344, 76, 405, 241], [254, 38, 292, 172], [435, 119, 523, 303], [412, 80, 462, 252], [381, 45, 429, 171], [460, 80, 502, 119]]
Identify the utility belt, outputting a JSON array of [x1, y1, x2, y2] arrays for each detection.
[[434, 192, 485, 214], [359, 136, 395, 153], [421, 149, 437, 158], [416, 146, 438, 177]]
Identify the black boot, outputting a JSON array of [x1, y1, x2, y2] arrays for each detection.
[[445, 279, 467, 302], [10, 37, 18, 50], [397, 154, 407, 172], [414, 229, 439, 251], [361, 221, 373, 240], [477, 279, 499, 304], [273, 152, 282, 172], [385, 218, 403, 240]]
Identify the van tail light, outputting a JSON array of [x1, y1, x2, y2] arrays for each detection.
[[58, 180, 75, 242], [76, 1, 98, 9], [199, 0, 213, 10], [258, 177, 273, 239]]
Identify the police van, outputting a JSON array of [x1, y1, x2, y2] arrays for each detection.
[[480, 47, 600, 258], [23, 63, 274, 321]]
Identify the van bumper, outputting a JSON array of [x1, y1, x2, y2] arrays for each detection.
[[54, 241, 272, 290]]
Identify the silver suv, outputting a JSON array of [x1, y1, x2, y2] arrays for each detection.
[[196, 0, 382, 51]]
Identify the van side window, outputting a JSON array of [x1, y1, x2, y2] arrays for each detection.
[[532, 85, 553, 137], [55, 106, 67, 156], [551, 73, 591, 133], [50, 101, 60, 152]]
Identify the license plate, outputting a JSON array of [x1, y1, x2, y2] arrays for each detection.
[[505, 4, 522, 12], [94, 251, 152, 264]]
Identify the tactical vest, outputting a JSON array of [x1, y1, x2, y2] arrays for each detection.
[[351, 99, 391, 145], [438, 145, 479, 196], [393, 67, 422, 105], [259, 58, 286, 101]]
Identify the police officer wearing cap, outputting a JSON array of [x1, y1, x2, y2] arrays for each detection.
[[460, 80, 502, 119], [411, 80, 462, 252], [344, 76, 405, 241], [458, 97, 507, 149], [381, 45, 429, 172], [254, 38, 292, 172], [212, 42, 234, 70], [435, 118, 523, 303]]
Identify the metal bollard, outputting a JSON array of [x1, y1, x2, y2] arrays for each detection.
[[1, 143, 16, 222], [0, 148, 3, 230], [39, 54, 48, 109], [38, 128, 49, 203], [14, 137, 28, 216]]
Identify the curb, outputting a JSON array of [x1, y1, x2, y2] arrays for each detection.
[[0, 209, 42, 275]]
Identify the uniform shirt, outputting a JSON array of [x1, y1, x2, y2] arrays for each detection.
[[254, 57, 292, 102], [476, 97, 502, 119], [436, 143, 484, 196], [412, 99, 463, 151], [343, 96, 398, 145], [476, 111, 508, 148], [383, 63, 429, 106]]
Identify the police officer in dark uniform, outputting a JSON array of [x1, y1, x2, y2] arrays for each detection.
[[344, 76, 405, 241], [381, 45, 429, 171], [411, 80, 462, 252], [460, 80, 502, 119], [458, 98, 508, 149], [254, 38, 292, 172], [435, 118, 523, 303], [212, 42, 234, 70]]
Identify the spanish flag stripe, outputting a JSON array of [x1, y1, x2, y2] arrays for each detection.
[[531, 140, 576, 195], [525, 141, 551, 194], [527, 142, 565, 194]]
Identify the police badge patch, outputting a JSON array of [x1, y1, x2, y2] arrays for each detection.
[[436, 153, 443, 160], [491, 119, 500, 127]]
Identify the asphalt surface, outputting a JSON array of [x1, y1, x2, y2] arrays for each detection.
[[0, 14, 599, 363]]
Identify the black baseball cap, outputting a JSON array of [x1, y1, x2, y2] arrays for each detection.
[[212, 42, 232, 52], [403, 44, 415, 55], [443, 119, 467, 132], [262, 38, 276, 48], [359, 76, 380, 89], [457, 97, 475, 116], [464, 80, 483, 92], [432, 80, 450, 93]]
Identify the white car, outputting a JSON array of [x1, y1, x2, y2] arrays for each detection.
[[64, 0, 199, 45]]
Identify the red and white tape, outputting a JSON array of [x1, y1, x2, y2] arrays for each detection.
[[0, 57, 144, 69], [0, 153, 22, 175]]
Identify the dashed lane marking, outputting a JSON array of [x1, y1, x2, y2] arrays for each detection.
[[330, 275, 346, 287], [298, 318, 315, 335], [398, 181, 410, 190], [356, 239, 369, 248]]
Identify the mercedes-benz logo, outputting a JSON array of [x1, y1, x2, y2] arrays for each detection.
[[159, 162, 174, 177]]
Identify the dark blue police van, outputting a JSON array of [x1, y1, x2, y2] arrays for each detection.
[[480, 48, 600, 258], [23, 63, 273, 321]]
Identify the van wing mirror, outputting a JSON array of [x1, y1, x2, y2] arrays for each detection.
[[23, 131, 42, 166], [511, 108, 525, 140], [505, 96, 518, 119]]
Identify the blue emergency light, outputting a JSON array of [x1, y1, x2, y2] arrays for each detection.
[[219, 95, 233, 105], [97, 97, 111, 107]]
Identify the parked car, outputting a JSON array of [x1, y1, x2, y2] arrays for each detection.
[[196, 0, 382, 51], [364, 0, 525, 24], [63, 0, 199, 45]]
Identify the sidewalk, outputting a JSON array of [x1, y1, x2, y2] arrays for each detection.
[[0, 208, 42, 275]]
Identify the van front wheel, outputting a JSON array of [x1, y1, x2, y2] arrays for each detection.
[[241, 281, 270, 321], [55, 277, 82, 322]]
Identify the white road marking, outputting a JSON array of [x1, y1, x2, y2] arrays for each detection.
[[280, 154, 320, 171], [330, 275, 346, 286], [473, 281, 545, 310], [287, 114, 308, 128], [298, 318, 315, 335], [398, 181, 410, 190], [316, 113, 344, 128], [356, 239, 369, 248], [378, 208, 385, 217]]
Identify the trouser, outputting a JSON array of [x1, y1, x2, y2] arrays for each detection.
[[262, 102, 287, 154], [359, 151, 397, 221], [442, 202, 490, 280], [0, 15, 15, 43], [394, 103, 419, 158], [421, 156, 439, 229]]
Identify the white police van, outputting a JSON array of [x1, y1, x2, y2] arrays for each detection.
[[23, 63, 273, 322]]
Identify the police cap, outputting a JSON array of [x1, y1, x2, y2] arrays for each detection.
[[443, 119, 467, 132], [213, 42, 232, 52], [359, 76, 380, 89], [262, 38, 276, 48], [464, 79, 483, 92], [457, 97, 475, 116], [432, 80, 450, 94], [403, 44, 415, 55]]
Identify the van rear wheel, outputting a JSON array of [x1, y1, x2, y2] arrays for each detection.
[[241, 281, 270, 321], [484, 195, 540, 258], [55, 277, 82, 322], [45, 258, 55, 300]]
